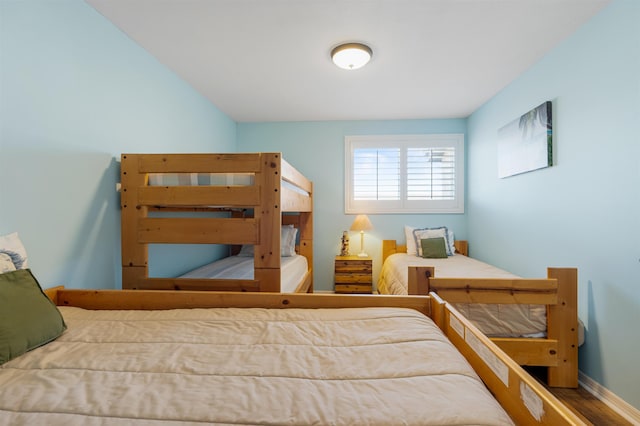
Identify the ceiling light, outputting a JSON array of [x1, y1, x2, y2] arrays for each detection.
[[331, 43, 372, 70]]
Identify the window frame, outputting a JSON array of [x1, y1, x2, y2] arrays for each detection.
[[344, 134, 465, 214]]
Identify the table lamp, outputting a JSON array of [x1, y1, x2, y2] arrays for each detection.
[[350, 214, 373, 257]]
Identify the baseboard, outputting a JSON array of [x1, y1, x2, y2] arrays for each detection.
[[579, 371, 640, 424]]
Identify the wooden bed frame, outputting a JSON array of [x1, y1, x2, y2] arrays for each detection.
[[382, 239, 579, 389], [43, 287, 585, 425], [120, 153, 313, 293]]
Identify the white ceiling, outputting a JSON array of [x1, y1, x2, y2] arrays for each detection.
[[86, 0, 610, 123]]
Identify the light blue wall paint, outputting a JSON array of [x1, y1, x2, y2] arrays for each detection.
[[467, 0, 639, 409], [0, 1, 236, 289], [238, 119, 467, 291]]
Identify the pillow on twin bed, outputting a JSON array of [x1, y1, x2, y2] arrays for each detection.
[[412, 227, 453, 257], [238, 225, 298, 257], [0, 253, 16, 274], [0, 269, 67, 365], [420, 237, 448, 258], [406, 226, 455, 257], [0, 232, 29, 269]]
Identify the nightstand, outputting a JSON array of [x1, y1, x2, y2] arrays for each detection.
[[334, 255, 372, 294]]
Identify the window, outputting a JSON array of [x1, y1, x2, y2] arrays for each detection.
[[345, 134, 464, 214]]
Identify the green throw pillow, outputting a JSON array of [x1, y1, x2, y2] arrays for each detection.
[[0, 269, 66, 364], [420, 237, 448, 259]]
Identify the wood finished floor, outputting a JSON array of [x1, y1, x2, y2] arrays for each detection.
[[527, 368, 633, 425]]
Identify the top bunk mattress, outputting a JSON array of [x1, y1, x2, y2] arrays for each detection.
[[149, 172, 254, 186], [378, 253, 546, 337], [0, 306, 513, 425], [179, 254, 308, 293], [147, 172, 310, 197]]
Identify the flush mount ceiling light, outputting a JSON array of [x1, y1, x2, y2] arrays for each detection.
[[331, 43, 372, 70]]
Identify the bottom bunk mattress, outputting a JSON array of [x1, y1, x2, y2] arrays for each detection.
[[378, 253, 547, 337], [179, 254, 308, 293], [0, 306, 514, 426]]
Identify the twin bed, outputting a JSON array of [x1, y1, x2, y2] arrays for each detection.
[[120, 153, 313, 293], [378, 232, 579, 389]]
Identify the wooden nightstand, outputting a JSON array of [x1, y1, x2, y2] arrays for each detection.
[[334, 255, 372, 294]]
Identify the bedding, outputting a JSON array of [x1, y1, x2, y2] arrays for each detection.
[[148, 172, 254, 186], [378, 253, 547, 337], [0, 253, 16, 273], [405, 225, 455, 256], [0, 269, 66, 364], [180, 254, 308, 293], [238, 224, 298, 257], [0, 305, 514, 425], [147, 172, 309, 196], [0, 231, 28, 269]]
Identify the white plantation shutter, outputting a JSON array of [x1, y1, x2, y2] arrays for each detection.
[[407, 147, 456, 200], [345, 134, 464, 213], [353, 148, 400, 200]]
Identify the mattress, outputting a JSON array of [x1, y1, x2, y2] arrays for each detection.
[[0, 306, 514, 426], [148, 172, 309, 196], [149, 172, 254, 186], [377, 253, 547, 337], [179, 254, 308, 293]]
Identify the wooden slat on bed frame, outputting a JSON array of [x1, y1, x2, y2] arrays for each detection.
[[43, 287, 586, 425], [381, 239, 579, 388], [120, 153, 313, 293]]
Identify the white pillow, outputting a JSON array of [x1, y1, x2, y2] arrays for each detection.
[[447, 229, 455, 255], [0, 232, 28, 269], [281, 225, 298, 257], [412, 226, 453, 257], [404, 226, 418, 256], [0, 253, 16, 274], [406, 226, 455, 256], [238, 225, 298, 257]]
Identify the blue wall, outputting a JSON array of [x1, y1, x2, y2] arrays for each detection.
[[0, 1, 236, 289], [467, 0, 639, 409], [238, 119, 467, 291]]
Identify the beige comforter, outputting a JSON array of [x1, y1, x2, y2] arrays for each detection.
[[0, 306, 513, 425]]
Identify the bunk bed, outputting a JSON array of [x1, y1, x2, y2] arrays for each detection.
[[120, 152, 313, 293], [379, 237, 579, 389], [0, 275, 587, 425]]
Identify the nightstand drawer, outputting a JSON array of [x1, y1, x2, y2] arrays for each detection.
[[334, 284, 372, 294], [335, 261, 372, 273], [335, 273, 372, 284]]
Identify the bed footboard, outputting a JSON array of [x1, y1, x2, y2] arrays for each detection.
[[427, 267, 579, 388]]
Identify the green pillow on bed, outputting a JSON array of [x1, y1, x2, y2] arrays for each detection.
[[0, 269, 66, 364], [420, 237, 448, 259]]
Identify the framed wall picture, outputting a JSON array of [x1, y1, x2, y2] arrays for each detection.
[[497, 101, 552, 178]]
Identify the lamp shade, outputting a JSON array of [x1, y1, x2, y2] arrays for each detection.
[[331, 43, 372, 70], [350, 214, 373, 232]]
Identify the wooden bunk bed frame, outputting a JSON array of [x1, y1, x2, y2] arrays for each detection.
[[120, 153, 313, 293], [43, 287, 586, 425], [382, 239, 579, 389]]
